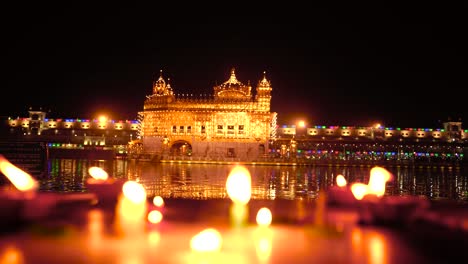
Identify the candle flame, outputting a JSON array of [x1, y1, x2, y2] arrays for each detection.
[[226, 165, 251, 205], [148, 210, 163, 224], [88, 166, 109, 180], [153, 196, 164, 207], [336, 174, 347, 187], [0, 154, 38, 192], [122, 181, 147, 203], [190, 228, 222, 252], [256, 207, 272, 227], [368, 167, 392, 197], [350, 183, 369, 200]]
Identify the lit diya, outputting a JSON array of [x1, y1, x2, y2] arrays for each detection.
[[351, 166, 430, 226], [85, 166, 125, 207], [1, 155, 95, 228], [326, 174, 357, 207], [0, 154, 38, 227], [226, 165, 251, 228]]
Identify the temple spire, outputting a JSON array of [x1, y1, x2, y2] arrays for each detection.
[[227, 67, 238, 84]]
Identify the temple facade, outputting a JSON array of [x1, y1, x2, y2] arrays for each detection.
[[138, 68, 277, 161]]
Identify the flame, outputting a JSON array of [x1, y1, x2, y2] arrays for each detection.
[[0, 155, 38, 192], [368, 167, 392, 197], [226, 165, 251, 205], [190, 228, 222, 252], [256, 207, 272, 227], [350, 183, 369, 200], [148, 210, 163, 224], [122, 181, 147, 203], [88, 166, 109, 180], [336, 174, 347, 187], [153, 196, 164, 207]]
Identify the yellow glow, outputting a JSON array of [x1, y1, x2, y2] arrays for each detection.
[[98, 115, 108, 123], [190, 228, 222, 252], [255, 234, 272, 263], [336, 174, 347, 187], [351, 227, 363, 255], [256, 207, 272, 227], [148, 231, 161, 246], [87, 209, 104, 249], [351, 183, 369, 200], [122, 181, 147, 203], [0, 245, 25, 264], [368, 233, 386, 264], [298, 120, 306, 128], [148, 210, 163, 224], [0, 155, 38, 192], [368, 167, 392, 197], [88, 166, 109, 180], [114, 181, 148, 237], [226, 165, 252, 205], [153, 196, 164, 207]]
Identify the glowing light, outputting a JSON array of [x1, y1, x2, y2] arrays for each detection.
[[336, 174, 347, 187], [114, 181, 148, 237], [0, 154, 38, 192], [87, 209, 104, 248], [153, 196, 164, 207], [368, 167, 392, 197], [0, 246, 24, 264], [298, 120, 306, 128], [351, 183, 369, 200], [148, 210, 163, 224], [88, 167, 109, 180], [368, 233, 386, 264], [148, 231, 161, 246], [256, 207, 272, 227], [254, 232, 273, 262], [190, 228, 222, 252], [226, 165, 252, 228], [122, 181, 147, 203], [226, 165, 252, 205], [98, 116, 108, 123]]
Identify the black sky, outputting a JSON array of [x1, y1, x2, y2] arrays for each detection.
[[2, 3, 466, 128]]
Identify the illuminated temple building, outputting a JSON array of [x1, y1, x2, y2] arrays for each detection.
[[1, 68, 467, 165], [138, 68, 276, 161]]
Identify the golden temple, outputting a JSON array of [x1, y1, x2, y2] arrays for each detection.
[[138, 68, 277, 161]]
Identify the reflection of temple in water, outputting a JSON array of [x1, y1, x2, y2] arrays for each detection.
[[138, 68, 276, 161], [131, 163, 468, 201], [37, 159, 468, 201]]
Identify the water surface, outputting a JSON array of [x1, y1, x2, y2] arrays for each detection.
[[40, 159, 468, 202]]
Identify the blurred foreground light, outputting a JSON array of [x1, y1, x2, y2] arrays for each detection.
[[0, 154, 38, 192], [88, 167, 109, 180], [351, 183, 369, 200], [153, 196, 164, 207], [226, 165, 252, 205], [336, 174, 347, 187], [256, 207, 272, 227], [148, 210, 163, 224], [190, 228, 222, 252]]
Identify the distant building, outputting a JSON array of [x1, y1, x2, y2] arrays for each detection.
[[1, 71, 466, 165], [138, 68, 276, 161]]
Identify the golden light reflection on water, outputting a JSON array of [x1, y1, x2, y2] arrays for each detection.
[[368, 233, 386, 264], [42, 159, 468, 201]]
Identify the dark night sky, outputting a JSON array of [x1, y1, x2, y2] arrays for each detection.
[[2, 3, 466, 128]]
